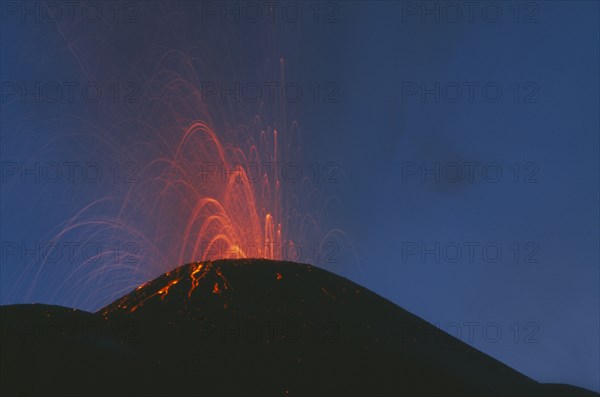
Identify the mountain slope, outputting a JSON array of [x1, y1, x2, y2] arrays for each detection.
[[1, 259, 596, 396]]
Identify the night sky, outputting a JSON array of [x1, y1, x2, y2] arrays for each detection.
[[1, 1, 598, 392]]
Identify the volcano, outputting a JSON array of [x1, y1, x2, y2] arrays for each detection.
[[1, 259, 596, 396]]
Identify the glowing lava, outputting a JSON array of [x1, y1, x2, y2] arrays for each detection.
[[13, 52, 356, 313], [166, 120, 286, 264]]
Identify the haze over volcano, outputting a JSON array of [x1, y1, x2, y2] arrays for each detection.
[[1, 259, 595, 396]]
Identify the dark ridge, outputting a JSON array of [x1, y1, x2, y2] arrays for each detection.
[[1, 259, 597, 396]]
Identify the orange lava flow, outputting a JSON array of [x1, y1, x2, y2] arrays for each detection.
[[128, 277, 182, 313], [158, 279, 180, 299]]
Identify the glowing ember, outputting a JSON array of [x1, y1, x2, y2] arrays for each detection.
[[19, 52, 356, 312], [128, 277, 182, 313], [157, 279, 179, 299]]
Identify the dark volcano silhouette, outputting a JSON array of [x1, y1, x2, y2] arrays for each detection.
[[1, 259, 596, 396]]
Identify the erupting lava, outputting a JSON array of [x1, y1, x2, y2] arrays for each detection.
[[110, 54, 312, 273], [172, 121, 286, 264], [15, 52, 342, 311]]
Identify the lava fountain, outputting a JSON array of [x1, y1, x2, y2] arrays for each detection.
[[117, 53, 307, 266], [138, 120, 288, 264], [16, 51, 343, 310]]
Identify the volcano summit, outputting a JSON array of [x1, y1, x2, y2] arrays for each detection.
[[1, 259, 596, 396]]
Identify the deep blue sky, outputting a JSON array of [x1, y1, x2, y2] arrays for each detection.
[[1, 1, 598, 392]]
